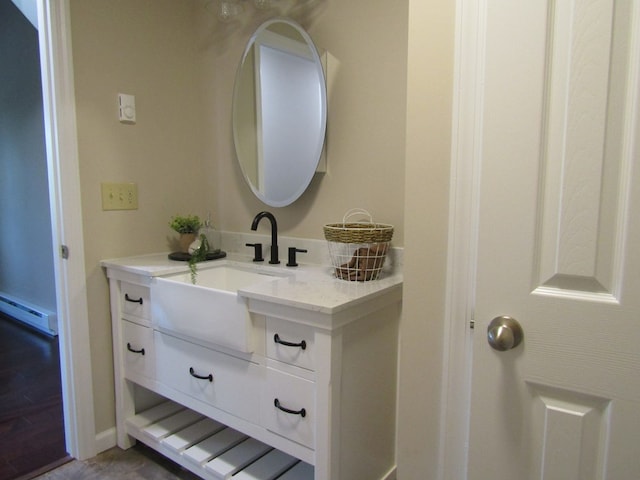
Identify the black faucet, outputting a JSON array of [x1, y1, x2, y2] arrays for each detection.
[[245, 242, 264, 262], [286, 247, 307, 267], [251, 211, 280, 264]]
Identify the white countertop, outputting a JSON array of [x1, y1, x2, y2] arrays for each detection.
[[101, 252, 403, 315]]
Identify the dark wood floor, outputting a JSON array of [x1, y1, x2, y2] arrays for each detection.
[[0, 313, 69, 480]]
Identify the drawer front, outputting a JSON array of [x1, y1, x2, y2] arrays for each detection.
[[266, 318, 315, 371], [122, 320, 155, 380], [120, 282, 150, 319], [262, 368, 315, 448], [155, 332, 261, 424]]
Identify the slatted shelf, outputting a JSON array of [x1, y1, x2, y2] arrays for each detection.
[[125, 401, 313, 480]]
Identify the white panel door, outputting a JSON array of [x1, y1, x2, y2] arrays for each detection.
[[467, 1, 640, 478]]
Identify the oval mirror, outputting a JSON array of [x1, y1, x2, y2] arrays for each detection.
[[232, 19, 327, 207]]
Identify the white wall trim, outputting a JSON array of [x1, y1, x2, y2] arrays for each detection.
[[11, 0, 38, 28], [440, 0, 486, 478], [37, 0, 97, 461], [95, 427, 117, 454]]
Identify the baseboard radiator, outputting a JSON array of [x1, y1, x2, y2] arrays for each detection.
[[0, 292, 57, 336]]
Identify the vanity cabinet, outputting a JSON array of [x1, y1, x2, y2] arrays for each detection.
[[104, 257, 402, 480]]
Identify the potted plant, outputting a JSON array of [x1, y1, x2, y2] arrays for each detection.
[[169, 214, 202, 253]]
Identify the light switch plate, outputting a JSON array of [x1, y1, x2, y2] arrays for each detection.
[[101, 182, 138, 210], [118, 93, 136, 124]]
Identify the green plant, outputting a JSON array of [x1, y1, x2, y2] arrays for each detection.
[[169, 214, 202, 234], [188, 234, 210, 284]]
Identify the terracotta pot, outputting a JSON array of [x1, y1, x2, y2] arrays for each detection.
[[178, 233, 197, 253]]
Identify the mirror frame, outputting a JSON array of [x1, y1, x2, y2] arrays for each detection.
[[232, 18, 327, 207]]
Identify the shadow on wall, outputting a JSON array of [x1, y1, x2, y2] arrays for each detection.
[[198, 0, 328, 53]]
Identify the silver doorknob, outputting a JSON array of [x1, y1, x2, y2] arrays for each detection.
[[487, 316, 523, 351]]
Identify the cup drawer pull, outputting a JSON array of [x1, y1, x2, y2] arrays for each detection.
[[126, 342, 145, 355], [273, 333, 307, 350], [189, 367, 213, 382], [125, 293, 143, 305], [274, 398, 306, 417]]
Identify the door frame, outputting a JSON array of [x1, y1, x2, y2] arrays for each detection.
[[37, 0, 96, 460], [441, 0, 485, 478]]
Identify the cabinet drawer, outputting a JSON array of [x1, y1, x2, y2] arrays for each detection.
[[262, 368, 315, 448], [120, 282, 150, 320], [122, 320, 155, 380], [266, 318, 315, 371], [155, 332, 261, 424]]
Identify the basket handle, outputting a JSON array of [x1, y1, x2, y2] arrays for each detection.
[[342, 208, 374, 225]]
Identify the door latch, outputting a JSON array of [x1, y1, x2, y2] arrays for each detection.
[[61, 245, 69, 259]]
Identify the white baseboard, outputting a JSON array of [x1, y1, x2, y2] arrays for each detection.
[[0, 291, 57, 336], [382, 465, 397, 480], [95, 427, 117, 454]]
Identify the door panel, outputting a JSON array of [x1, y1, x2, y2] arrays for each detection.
[[534, 0, 633, 299], [526, 383, 610, 479], [467, 0, 640, 478]]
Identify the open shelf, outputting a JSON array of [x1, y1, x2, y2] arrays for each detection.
[[125, 401, 314, 480]]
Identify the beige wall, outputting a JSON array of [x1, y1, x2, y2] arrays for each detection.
[[398, 1, 455, 477], [70, 0, 411, 441], [71, 0, 209, 433], [71, 1, 456, 477]]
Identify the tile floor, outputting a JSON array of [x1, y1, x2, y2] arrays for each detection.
[[34, 443, 202, 480]]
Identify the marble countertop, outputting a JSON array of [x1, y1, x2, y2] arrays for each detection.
[[101, 252, 403, 315]]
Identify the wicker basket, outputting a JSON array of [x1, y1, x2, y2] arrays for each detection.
[[323, 209, 394, 281]]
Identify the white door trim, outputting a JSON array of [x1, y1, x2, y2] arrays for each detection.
[[441, 0, 485, 478], [37, 0, 96, 460]]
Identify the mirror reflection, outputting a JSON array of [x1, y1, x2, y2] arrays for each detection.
[[232, 19, 327, 207]]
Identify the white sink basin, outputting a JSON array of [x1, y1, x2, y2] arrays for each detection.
[[166, 265, 281, 292], [150, 265, 283, 352]]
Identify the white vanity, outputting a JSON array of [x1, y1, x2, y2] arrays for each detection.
[[103, 249, 402, 480]]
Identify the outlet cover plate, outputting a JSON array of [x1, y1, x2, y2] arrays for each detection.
[[101, 182, 138, 210]]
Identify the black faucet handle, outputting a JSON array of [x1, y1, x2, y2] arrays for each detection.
[[286, 247, 308, 267], [246, 243, 264, 262]]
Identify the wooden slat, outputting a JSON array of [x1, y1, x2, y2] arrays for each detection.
[[182, 428, 247, 467], [232, 449, 299, 480], [142, 409, 203, 441], [204, 438, 273, 479], [127, 401, 184, 430], [161, 417, 226, 453], [277, 461, 314, 479]]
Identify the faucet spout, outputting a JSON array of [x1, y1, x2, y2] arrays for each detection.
[[251, 211, 280, 264]]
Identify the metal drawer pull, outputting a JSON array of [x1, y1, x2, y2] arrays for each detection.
[[274, 398, 306, 417], [189, 367, 213, 382], [125, 293, 143, 305], [274, 333, 307, 350], [126, 343, 145, 355]]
